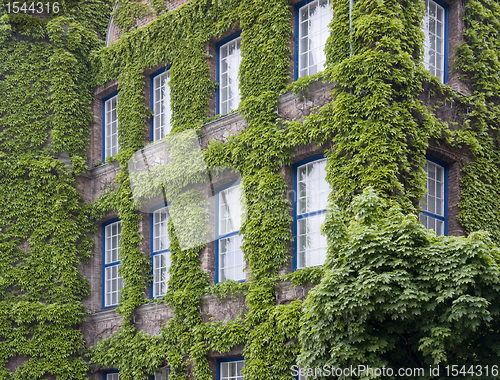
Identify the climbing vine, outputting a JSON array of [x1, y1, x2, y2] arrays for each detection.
[[0, 1, 111, 378], [455, 0, 500, 243], [1, 0, 500, 378]]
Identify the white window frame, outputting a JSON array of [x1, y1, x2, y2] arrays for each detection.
[[152, 206, 170, 298], [422, 0, 447, 82], [104, 94, 119, 159], [295, 158, 329, 269], [220, 359, 244, 380], [420, 159, 447, 236], [297, 0, 332, 78], [218, 36, 242, 115], [103, 220, 123, 308], [106, 373, 119, 380], [216, 184, 245, 283], [152, 70, 172, 141]]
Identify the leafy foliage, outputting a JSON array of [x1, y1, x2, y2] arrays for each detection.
[[0, 4, 107, 376], [300, 188, 500, 374], [455, 0, 500, 244], [1, 0, 500, 378]]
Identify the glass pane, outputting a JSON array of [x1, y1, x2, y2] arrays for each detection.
[[309, 2, 317, 17], [222, 363, 228, 378], [301, 7, 308, 21], [229, 362, 236, 377], [220, 87, 228, 103], [298, 0, 332, 78], [297, 214, 327, 268], [219, 185, 241, 235], [218, 235, 244, 281], [300, 22, 308, 39], [237, 361, 243, 375], [219, 38, 241, 114], [296, 159, 328, 215]]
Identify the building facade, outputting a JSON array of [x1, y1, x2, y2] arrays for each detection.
[[79, 0, 475, 378], [2, 0, 499, 378]]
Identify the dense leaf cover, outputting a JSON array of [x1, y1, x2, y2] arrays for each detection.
[[0, 1, 112, 378], [301, 189, 500, 377], [0, 0, 499, 379]]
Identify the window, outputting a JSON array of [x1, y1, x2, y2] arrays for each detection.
[[103, 94, 119, 160], [105, 372, 119, 380], [422, 0, 448, 83], [295, 157, 329, 269], [103, 220, 123, 308], [295, 0, 333, 79], [151, 206, 171, 298], [216, 183, 244, 283], [154, 367, 170, 380], [152, 69, 172, 141], [420, 159, 447, 236], [217, 34, 242, 115], [218, 359, 244, 380]]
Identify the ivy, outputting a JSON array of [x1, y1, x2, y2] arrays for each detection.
[[2, 0, 500, 378], [0, 1, 110, 376], [455, 0, 500, 245], [209, 280, 250, 301], [300, 188, 500, 370]]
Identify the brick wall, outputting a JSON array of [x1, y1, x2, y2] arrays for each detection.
[[445, 0, 471, 95]]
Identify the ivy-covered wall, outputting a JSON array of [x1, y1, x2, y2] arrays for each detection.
[[1, 0, 500, 378], [0, 1, 113, 378]]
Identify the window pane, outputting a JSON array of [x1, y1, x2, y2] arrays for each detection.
[[222, 363, 228, 378], [219, 235, 244, 281], [219, 185, 241, 235], [229, 362, 236, 377], [420, 214, 444, 236], [153, 71, 171, 140], [297, 159, 328, 214], [153, 207, 170, 252], [297, 213, 327, 269], [422, 0, 446, 83], [104, 263, 123, 307], [155, 368, 170, 380], [153, 252, 170, 297], [104, 95, 119, 158], [220, 361, 244, 380], [422, 160, 444, 217], [420, 160, 446, 235], [105, 221, 121, 264], [297, 0, 332, 77], [219, 37, 242, 114]]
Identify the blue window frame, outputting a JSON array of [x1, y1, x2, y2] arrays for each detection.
[[422, 0, 449, 83], [216, 32, 242, 115], [102, 218, 123, 309], [215, 181, 245, 283], [293, 155, 329, 270], [104, 370, 119, 380], [150, 67, 172, 141], [420, 157, 448, 236], [150, 204, 170, 298], [294, 0, 333, 80], [102, 92, 119, 161], [216, 357, 244, 380]]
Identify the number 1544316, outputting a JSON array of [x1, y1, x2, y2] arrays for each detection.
[[6, 2, 59, 13]]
